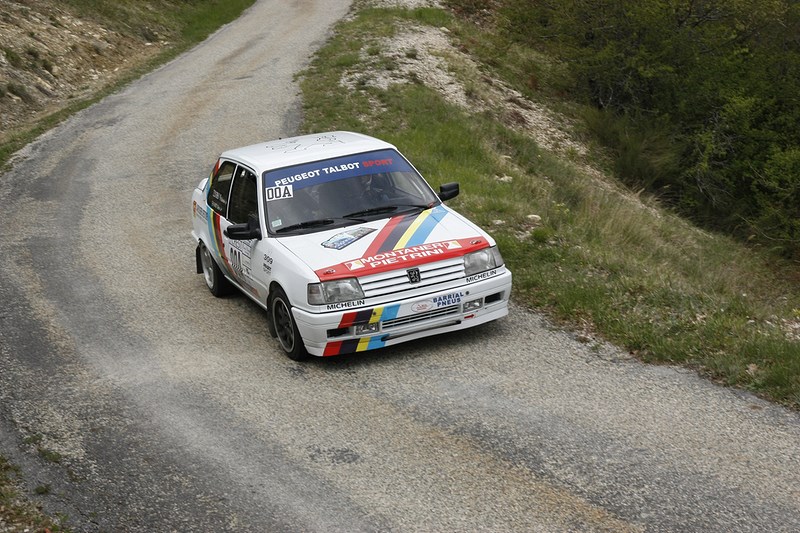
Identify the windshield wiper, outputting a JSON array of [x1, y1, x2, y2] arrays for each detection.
[[274, 218, 336, 233], [395, 203, 434, 211], [343, 204, 430, 219], [343, 206, 398, 219]]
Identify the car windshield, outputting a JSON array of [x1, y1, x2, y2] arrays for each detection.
[[262, 149, 440, 235]]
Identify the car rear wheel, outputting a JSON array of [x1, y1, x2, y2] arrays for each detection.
[[270, 287, 308, 361], [199, 242, 232, 297]]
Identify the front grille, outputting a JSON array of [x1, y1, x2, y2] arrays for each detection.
[[382, 304, 461, 330], [360, 257, 464, 298]]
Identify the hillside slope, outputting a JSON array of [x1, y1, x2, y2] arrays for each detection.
[[0, 0, 166, 144], [300, 0, 800, 407]]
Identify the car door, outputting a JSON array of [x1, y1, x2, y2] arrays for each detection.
[[221, 164, 270, 301]]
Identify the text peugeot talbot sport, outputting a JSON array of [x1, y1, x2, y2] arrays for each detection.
[[191, 131, 511, 360]]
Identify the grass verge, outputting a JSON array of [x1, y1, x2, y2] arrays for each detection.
[[299, 2, 800, 408]]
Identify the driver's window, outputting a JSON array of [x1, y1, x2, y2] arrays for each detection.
[[208, 161, 236, 215], [228, 167, 258, 224]]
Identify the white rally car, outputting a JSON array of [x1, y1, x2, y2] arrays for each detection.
[[191, 131, 512, 360]]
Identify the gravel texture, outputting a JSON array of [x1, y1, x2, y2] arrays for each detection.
[[1, 0, 799, 531]]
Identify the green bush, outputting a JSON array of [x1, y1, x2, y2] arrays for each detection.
[[449, 0, 800, 257]]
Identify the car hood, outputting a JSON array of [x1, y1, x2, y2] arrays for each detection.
[[276, 205, 494, 280]]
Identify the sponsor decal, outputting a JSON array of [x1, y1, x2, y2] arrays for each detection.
[[222, 231, 261, 299], [273, 163, 363, 187], [466, 269, 498, 283], [265, 184, 293, 201], [346, 242, 451, 270], [228, 238, 253, 256], [192, 201, 207, 220], [265, 148, 414, 189], [274, 169, 321, 186], [316, 237, 490, 281], [228, 246, 245, 275], [322, 162, 361, 175], [411, 300, 435, 313], [362, 158, 393, 168], [325, 299, 366, 311], [433, 291, 463, 308], [321, 227, 377, 250]]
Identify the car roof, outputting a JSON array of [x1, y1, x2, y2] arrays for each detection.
[[220, 131, 397, 173]]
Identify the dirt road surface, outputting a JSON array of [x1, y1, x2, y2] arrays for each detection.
[[1, 1, 799, 531]]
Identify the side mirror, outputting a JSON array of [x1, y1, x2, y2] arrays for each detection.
[[224, 214, 262, 240], [438, 182, 460, 201]]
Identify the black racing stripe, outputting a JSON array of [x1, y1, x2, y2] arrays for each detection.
[[352, 309, 374, 325], [338, 339, 361, 355], [375, 213, 419, 254]]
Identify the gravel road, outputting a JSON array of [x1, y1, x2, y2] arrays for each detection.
[[1, 1, 799, 531]]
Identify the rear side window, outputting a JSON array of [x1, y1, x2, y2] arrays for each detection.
[[208, 161, 236, 215]]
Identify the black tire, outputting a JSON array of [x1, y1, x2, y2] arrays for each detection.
[[198, 242, 232, 297], [270, 287, 308, 361]]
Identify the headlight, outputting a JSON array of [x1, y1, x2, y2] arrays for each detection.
[[308, 278, 365, 305], [464, 246, 504, 276]]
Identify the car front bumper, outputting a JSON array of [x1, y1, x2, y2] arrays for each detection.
[[292, 270, 512, 356]]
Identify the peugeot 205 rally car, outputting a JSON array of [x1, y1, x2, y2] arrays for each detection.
[[191, 131, 512, 360]]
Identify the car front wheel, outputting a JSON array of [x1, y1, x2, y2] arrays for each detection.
[[270, 287, 308, 361]]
